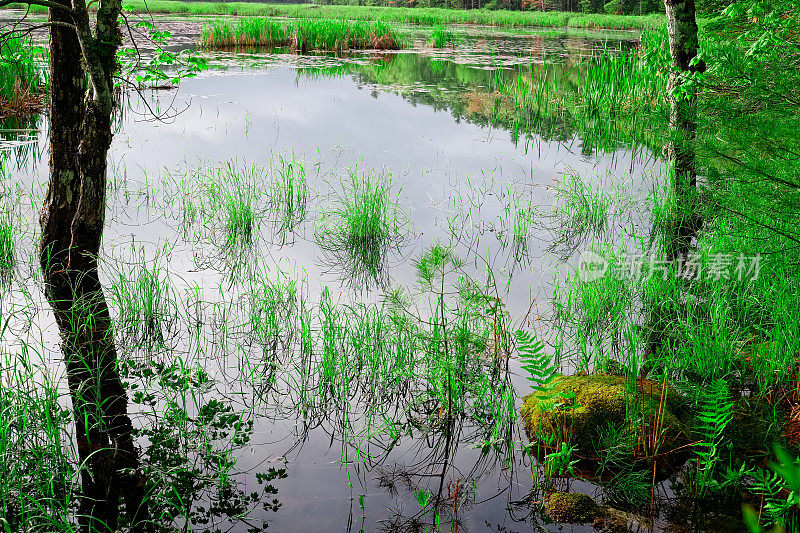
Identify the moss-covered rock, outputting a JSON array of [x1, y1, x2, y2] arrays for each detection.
[[520, 374, 691, 471], [546, 492, 600, 523]]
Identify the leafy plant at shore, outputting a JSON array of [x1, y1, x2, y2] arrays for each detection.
[[747, 446, 800, 532], [689, 379, 734, 497]]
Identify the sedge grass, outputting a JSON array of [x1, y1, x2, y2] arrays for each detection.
[[202, 17, 403, 51], [315, 168, 406, 289], [0, 207, 16, 286], [430, 24, 457, 48], [109, 252, 178, 350], [268, 152, 309, 242]]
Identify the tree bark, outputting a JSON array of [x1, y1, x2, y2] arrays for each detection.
[[664, 0, 704, 262], [40, 0, 149, 530], [646, 0, 705, 358]]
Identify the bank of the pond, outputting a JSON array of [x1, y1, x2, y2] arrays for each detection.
[[124, 2, 665, 30]]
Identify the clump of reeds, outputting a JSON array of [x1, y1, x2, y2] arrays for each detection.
[[315, 168, 405, 289], [429, 25, 457, 48], [201, 18, 403, 52], [268, 152, 308, 243], [0, 37, 43, 117], [0, 207, 16, 286]]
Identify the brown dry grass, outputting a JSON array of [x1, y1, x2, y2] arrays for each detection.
[[0, 80, 43, 118]]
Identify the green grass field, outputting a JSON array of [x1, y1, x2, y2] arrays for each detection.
[[120, 2, 664, 30], [0, 1, 665, 29]]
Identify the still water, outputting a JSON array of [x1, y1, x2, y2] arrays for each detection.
[[1, 17, 667, 532]]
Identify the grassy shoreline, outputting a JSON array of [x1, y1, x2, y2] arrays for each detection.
[[122, 2, 663, 30]]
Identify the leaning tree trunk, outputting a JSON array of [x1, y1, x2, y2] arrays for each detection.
[[646, 0, 705, 357], [40, 0, 148, 529]]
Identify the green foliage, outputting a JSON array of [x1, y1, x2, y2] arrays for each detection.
[[116, 21, 207, 88], [415, 488, 430, 507], [415, 244, 460, 287], [595, 421, 635, 472], [748, 446, 800, 531], [515, 329, 559, 396], [602, 468, 651, 507], [544, 442, 578, 477], [0, 37, 43, 113]]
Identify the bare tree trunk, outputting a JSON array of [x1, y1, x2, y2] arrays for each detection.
[[40, 0, 149, 530]]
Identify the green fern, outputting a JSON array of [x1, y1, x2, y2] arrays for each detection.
[[748, 446, 800, 531], [515, 329, 558, 394], [692, 378, 734, 496], [516, 328, 578, 422]]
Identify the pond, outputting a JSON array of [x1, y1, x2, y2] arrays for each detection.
[[0, 15, 691, 533]]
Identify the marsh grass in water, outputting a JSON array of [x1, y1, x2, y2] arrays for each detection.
[[550, 169, 619, 258], [315, 168, 406, 289], [268, 152, 309, 243], [498, 183, 537, 268], [247, 268, 299, 356], [430, 25, 458, 48], [0, 204, 16, 286], [202, 18, 403, 51], [0, 349, 75, 530], [110, 251, 179, 350], [0, 37, 43, 117], [207, 162, 261, 251]]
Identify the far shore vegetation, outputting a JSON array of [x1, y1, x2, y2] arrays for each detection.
[[1, 1, 666, 30]]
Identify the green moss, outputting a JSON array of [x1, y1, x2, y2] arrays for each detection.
[[546, 492, 600, 523], [520, 374, 690, 461]]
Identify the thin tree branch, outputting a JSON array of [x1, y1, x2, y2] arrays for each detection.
[[0, 0, 75, 14], [718, 205, 800, 245], [1, 21, 77, 43]]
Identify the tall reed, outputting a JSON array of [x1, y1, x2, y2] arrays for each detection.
[[0, 37, 43, 116], [202, 18, 403, 51]]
